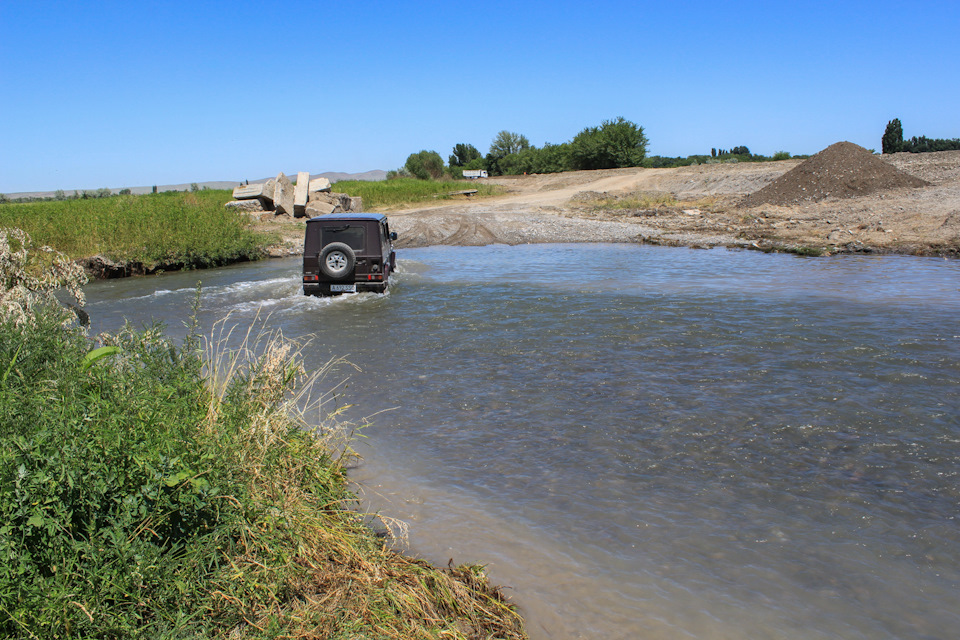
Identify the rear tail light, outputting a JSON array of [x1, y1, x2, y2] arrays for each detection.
[[303, 275, 319, 282]]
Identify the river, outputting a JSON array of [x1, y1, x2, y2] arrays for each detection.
[[83, 244, 960, 640]]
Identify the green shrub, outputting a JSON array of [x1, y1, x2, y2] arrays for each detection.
[[404, 150, 445, 180], [569, 117, 648, 170]]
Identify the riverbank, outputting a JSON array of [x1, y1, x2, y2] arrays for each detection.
[[0, 190, 274, 278], [383, 149, 960, 257], [253, 150, 960, 259], [0, 237, 526, 638], [0, 317, 526, 640]]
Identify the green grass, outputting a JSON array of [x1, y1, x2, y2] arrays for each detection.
[[0, 303, 526, 639], [333, 178, 504, 209], [0, 190, 272, 269]]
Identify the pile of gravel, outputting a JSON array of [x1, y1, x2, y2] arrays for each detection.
[[740, 141, 929, 208]]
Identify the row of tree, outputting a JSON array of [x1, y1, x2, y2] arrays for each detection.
[[396, 118, 801, 180], [882, 118, 960, 154], [398, 117, 650, 179]]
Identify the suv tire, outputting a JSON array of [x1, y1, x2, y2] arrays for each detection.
[[320, 242, 356, 279]]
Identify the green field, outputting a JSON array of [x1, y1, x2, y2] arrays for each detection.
[[0, 190, 271, 269], [333, 177, 503, 209]]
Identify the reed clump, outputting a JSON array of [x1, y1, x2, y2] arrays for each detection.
[[0, 232, 526, 639], [0, 190, 270, 269]]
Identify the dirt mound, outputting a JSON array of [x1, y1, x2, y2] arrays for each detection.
[[740, 141, 929, 208]]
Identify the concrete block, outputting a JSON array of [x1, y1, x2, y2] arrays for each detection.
[[308, 177, 331, 192], [272, 173, 295, 216], [294, 171, 309, 217], [308, 191, 337, 205], [232, 183, 268, 200], [259, 179, 277, 209], [305, 200, 336, 216], [337, 194, 364, 212], [225, 199, 265, 212]]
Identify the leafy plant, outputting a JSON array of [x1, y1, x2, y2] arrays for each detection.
[[569, 117, 648, 170], [449, 143, 482, 167], [882, 118, 904, 154], [404, 150, 445, 180]]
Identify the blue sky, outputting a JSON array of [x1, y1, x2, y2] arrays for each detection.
[[2, 0, 958, 193]]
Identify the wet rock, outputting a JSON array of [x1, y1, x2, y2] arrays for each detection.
[[81, 255, 130, 279]]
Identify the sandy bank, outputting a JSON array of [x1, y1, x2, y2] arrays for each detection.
[[261, 150, 960, 258]]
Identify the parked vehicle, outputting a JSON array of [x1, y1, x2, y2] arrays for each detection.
[[302, 213, 397, 295], [462, 169, 488, 179]]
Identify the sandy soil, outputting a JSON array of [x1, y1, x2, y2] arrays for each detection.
[[264, 150, 960, 257]]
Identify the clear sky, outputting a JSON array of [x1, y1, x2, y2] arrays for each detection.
[[2, 0, 958, 193]]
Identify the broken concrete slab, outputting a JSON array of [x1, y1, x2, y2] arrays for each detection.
[[225, 199, 265, 212], [338, 194, 363, 212], [272, 173, 295, 216], [305, 200, 336, 216], [308, 177, 331, 193], [258, 179, 277, 209], [294, 171, 309, 217], [307, 192, 338, 206], [232, 183, 269, 200]]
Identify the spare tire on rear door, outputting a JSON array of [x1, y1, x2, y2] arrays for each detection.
[[320, 242, 356, 279]]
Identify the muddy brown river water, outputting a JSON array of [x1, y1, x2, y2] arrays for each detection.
[[84, 244, 960, 639]]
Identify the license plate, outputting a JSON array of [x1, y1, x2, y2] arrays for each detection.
[[330, 284, 356, 293]]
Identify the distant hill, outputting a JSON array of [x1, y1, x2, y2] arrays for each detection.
[[4, 170, 388, 200]]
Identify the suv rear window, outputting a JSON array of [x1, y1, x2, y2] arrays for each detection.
[[322, 225, 365, 251]]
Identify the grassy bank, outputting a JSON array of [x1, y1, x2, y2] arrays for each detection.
[[0, 237, 526, 639], [333, 178, 504, 209], [0, 190, 273, 270]]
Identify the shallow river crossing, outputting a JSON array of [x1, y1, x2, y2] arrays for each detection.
[[84, 244, 960, 640]]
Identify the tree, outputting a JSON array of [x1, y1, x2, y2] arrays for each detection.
[[569, 117, 648, 170], [404, 150, 445, 180], [449, 143, 481, 167], [882, 118, 903, 154], [489, 131, 530, 158]]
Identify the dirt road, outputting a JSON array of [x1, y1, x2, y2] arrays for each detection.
[[268, 149, 960, 257]]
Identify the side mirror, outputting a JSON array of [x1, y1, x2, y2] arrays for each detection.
[[390, 232, 398, 240]]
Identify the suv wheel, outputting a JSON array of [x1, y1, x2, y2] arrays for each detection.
[[320, 242, 356, 279]]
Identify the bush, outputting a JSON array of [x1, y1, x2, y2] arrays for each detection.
[[449, 143, 481, 168], [569, 117, 648, 170], [900, 135, 960, 153], [404, 150, 445, 180]]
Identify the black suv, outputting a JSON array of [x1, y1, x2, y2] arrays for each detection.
[[302, 213, 397, 295]]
